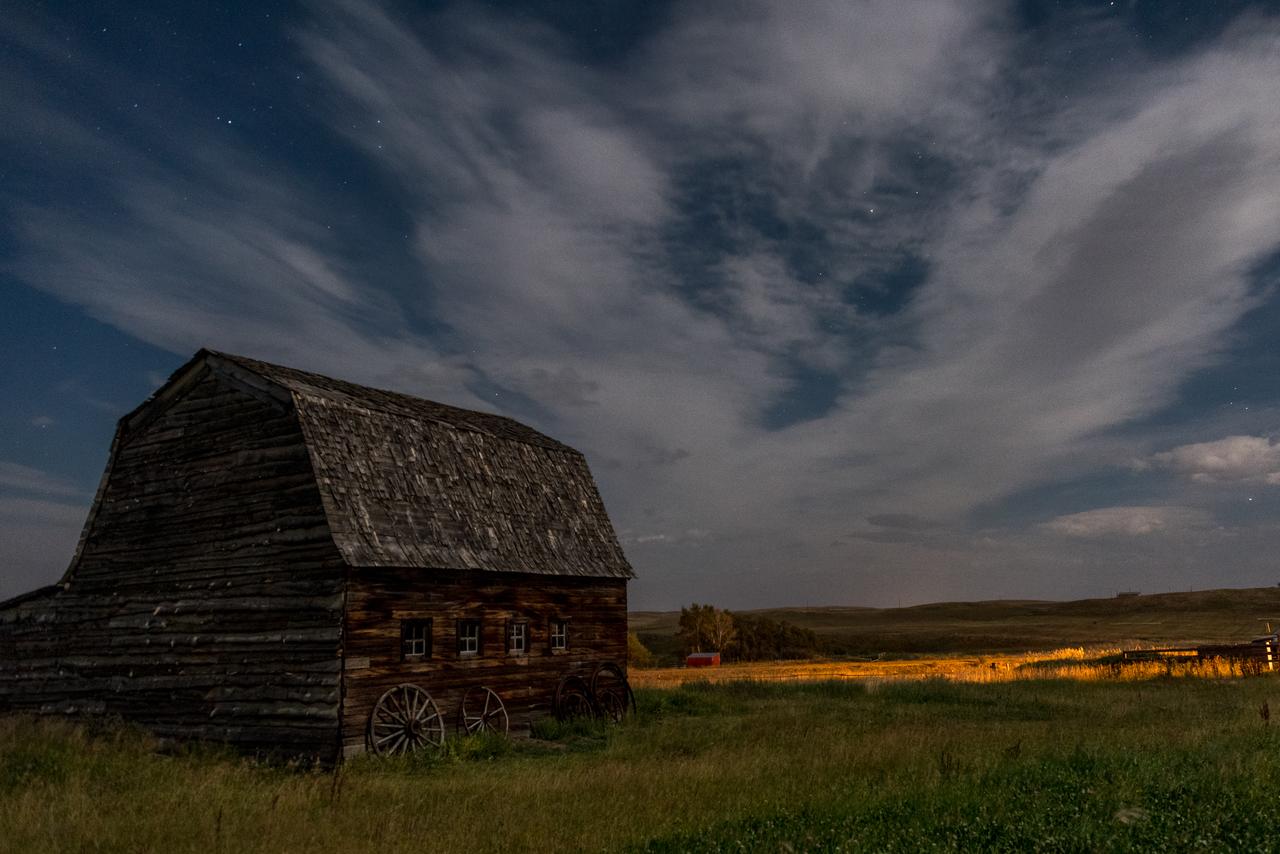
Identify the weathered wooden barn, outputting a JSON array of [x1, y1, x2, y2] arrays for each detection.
[[0, 350, 634, 761]]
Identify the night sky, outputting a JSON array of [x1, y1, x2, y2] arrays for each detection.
[[4, 1, 1280, 610]]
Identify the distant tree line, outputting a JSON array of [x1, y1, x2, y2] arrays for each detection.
[[677, 603, 823, 661]]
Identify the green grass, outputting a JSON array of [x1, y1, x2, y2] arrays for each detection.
[[5, 675, 1280, 852]]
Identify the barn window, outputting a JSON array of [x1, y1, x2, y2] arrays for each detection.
[[550, 619, 568, 651], [401, 620, 431, 660], [457, 619, 481, 656], [508, 621, 528, 655]]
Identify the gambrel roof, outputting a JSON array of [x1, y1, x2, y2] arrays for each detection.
[[106, 349, 634, 580]]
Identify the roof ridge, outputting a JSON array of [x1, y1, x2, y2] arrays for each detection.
[[203, 349, 575, 453]]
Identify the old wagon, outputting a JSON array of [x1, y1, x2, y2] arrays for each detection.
[[0, 349, 635, 761]]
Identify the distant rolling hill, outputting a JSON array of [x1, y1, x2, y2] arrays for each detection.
[[630, 586, 1280, 660]]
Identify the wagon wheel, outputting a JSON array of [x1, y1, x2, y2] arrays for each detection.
[[554, 674, 595, 721], [368, 684, 445, 755], [590, 662, 636, 723], [459, 686, 509, 736]]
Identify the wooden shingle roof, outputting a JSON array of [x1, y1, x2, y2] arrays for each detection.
[[182, 350, 633, 579]]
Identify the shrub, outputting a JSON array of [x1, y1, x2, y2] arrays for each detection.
[[628, 631, 654, 668]]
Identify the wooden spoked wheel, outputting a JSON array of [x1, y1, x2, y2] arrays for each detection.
[[368, 684, 445, 755], [591, 662, 636, 723], [460, 686, 509, 736], [554, 674, 595, 721]]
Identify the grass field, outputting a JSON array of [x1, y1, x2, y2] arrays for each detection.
[[7, 588, 1280, 852], [631, 586, 1280, 662], [6, 664, 1280, 852], [628, 646, 1260, 689]]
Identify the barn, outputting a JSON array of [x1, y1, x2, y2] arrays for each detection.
[[0, 349, 634, 762]]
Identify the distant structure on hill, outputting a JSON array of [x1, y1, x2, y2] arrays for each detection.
[[0, 349, 635, 761], [1116, 591, 1141, 598]]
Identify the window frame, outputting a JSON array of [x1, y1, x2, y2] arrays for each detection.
[[457, 618, 482, 657], [507, 620, 528, 655], [550, 618, 568, 652], [400, 618, 432, 661]]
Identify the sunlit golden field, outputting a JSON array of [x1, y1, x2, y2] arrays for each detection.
[[630, 647, 1263, 689]]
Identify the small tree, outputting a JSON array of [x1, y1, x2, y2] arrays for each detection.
[[678, 603, 735, 654], [677, 603, 713, 653], [707, 608, 737, 653]]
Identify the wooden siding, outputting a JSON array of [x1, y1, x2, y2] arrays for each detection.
[[0, 368, 345, 759], [341, 567, 627, 758]]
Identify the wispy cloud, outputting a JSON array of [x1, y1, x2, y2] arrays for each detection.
[[0, 461, 88, 499], [1147, 435, 1280, 485], [1042, 506, 1212, 538], [4, 4, 1280, 606], [0, 497, 88, 526], [300, 3, 1280, 604], [0, 466, 89, 600]]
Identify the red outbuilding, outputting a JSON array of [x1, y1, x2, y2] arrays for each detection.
[[686, 652, 721, 667]]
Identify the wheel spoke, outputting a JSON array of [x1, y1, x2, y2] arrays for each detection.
[[388, 690, 407, 722], [370, 686, 447, 755], [399, 688, 412, 721], [403, 687, 418, 721], [459, 687, 506, 736], [413, 689, 427, 722]]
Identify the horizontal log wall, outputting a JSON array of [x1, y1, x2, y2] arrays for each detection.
[[342, 568, 627, 757], [0, 369, 344, 759]]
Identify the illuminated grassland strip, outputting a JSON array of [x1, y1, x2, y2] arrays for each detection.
[[630, 647, 1259, 688]]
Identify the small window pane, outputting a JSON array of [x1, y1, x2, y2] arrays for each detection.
[[401, 620, 431, 659], [458, 620, 481, 656], [508, 622, 527, 654], [551, 619, 567, 650]]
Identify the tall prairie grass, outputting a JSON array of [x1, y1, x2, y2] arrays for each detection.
[[5, 670, 1280, 852]]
